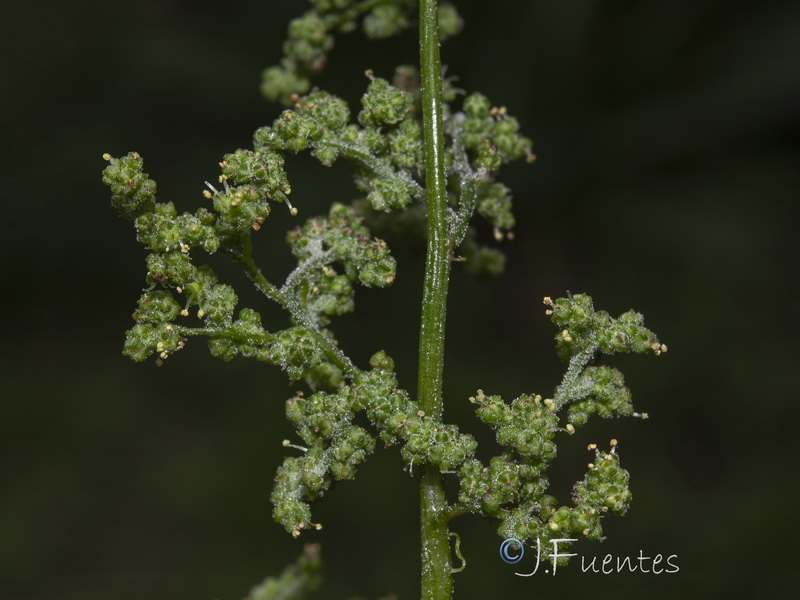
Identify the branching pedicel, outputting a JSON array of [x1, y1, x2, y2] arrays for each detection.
[[103, 1, 665, 597]]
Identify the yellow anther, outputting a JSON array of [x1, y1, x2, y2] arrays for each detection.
[[417, 410, 425, 417], [197, 309, 205, 318], [543, 297, 552, 305], [290, 206, 298, 216], [610, 438, 618, 447], [203, 190, 212, 199], [102, 153, 111, 161], [587, 443, 597, 450], [566, 424, 575, 435], [588, 463, 594, 469], [180, 309, 189, 317]]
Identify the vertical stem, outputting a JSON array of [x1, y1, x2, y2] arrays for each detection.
[[418, 1, 453, 599]]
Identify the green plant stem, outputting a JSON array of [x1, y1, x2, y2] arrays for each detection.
[[316, 138, 425, 198], [417, 1, 453, 598]]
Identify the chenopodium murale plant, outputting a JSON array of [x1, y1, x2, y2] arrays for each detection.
[[103, 0, 666, 584]]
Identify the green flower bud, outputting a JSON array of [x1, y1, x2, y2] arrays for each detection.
[[269, 111, 321, 152], [539, 494, 559, 521], [260, 62, 311, 105], [363, 5, 409, 39], [329, 461, 356, 480], [103, 152, 157, 220], [221, 149, 289, 200], [364, 176, 412, 211], [438, 4, 463, 40], [284, 12, 331, 67], [135, 210, 183, 253], [461, 241, 507, 277], [476, 181, 515, 231], [271, 457, 313, 534], [463, 93, 491, 119], [123, 322, 182, 362], [270, 327, 325, 379], [359, 78, 413, 128], [369, 351, 395, 372], [133, 291, 181, 323], [388, 118, 422, 170], [475, 140, 502, 171], [208, 335, 237, 361], [199, 283, 237, 325], [145, 251, 196, 287]]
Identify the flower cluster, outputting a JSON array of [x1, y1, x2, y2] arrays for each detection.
[[253, 71, 534, 277], [285, 203, 396, 325], [274, 350, 476, 535], [255, 80, 423, 212], [544, 293, 666, 426], [103, 151, 375, 378], [106, 0, 665, 571], [268, 293, 663, 552], [261, 1, 462, 105]]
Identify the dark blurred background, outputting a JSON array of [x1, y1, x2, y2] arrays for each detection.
[[1, 0, 799, 598]]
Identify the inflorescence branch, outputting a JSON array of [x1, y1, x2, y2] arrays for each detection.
[[104, 2, 665, 594]]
